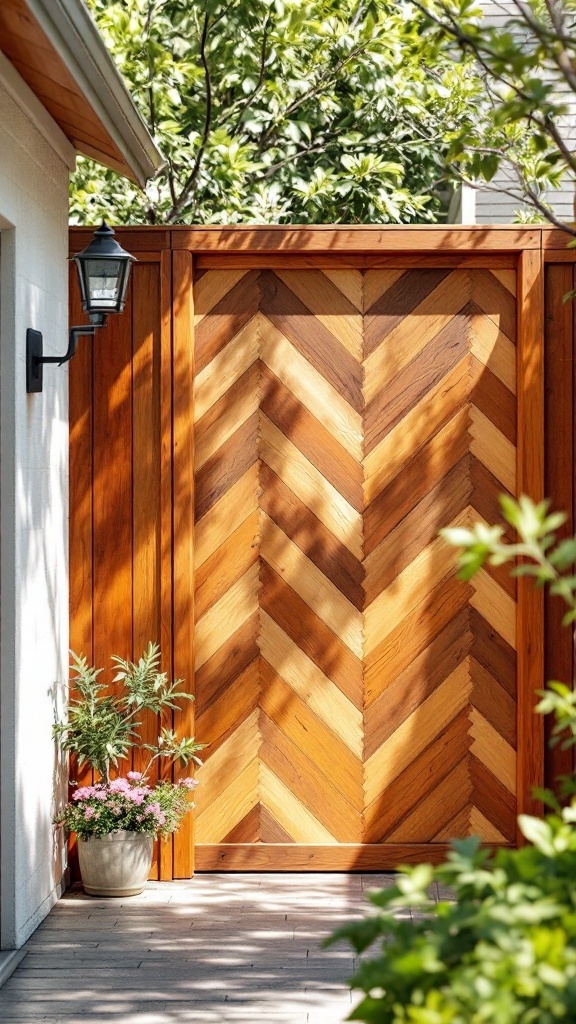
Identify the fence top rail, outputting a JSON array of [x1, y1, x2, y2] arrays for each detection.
[[68, 224, 576, 256], [68, 224, 539, 253]]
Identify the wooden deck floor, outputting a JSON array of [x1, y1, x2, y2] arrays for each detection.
[[0, 872, 440, 1023]]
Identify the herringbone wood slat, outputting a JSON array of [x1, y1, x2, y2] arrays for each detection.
[[193, 267, 519, 857]]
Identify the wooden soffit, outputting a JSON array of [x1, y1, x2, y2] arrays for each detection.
[[0, 0, 162, 185]]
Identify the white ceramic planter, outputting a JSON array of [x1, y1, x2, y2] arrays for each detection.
[[78, 830, 154, 897]]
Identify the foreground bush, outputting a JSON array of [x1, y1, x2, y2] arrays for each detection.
[[331, 816, 576, 1023], [328, 497, 576, 1023]]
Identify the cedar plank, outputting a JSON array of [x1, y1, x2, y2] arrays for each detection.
[[194, 270, 260, 374], [260, 713, 362, 842], [365, 576, 473, 705], [364, 611, 473, 758], [365, 311, 470, 454], [387, 761, 472, 843], [470, 458, 515, 541], [364, 268, 452, 351], [364, 456, 472, 605], [259, 806, 295, 844], [92, 275, 133, 676], [260, 463, 365, 610], [260, 561, 363, 709], [195, 362, 260, 441], [470, 362, 516, 444], [470, 754, 517, 842], [222, 804, 261, 844], [193, 843, 479, 871], [470, 608, 517, 699], [259, 270, 363, 414], [364, 412, 470, 555], [195, 659, 260, 757], [544, 264, 574, 786], [260, 660, 363, 812], [364, 709, 472, 842], [195, 611, 260, 712], [470, 657, 517, 747], [195, 511, 260, 622], [195, 413, 259, 521], [260, 363, 363, 511], [472, 269, 517, 342]]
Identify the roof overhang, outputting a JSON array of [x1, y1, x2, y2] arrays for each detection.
[[0, 0, 164, 186]]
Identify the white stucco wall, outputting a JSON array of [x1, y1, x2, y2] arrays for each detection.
[[0, 67, 73, 948]]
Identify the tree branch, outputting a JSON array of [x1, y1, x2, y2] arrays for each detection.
[[259, 141, 336, 179], [451, 163, 576, 237], [257, 37, 369, 150], [166, 10, 213, 222], [416, 1, 576, 179]]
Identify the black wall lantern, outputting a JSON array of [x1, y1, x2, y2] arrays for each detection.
[[26, 222, 136, 393]]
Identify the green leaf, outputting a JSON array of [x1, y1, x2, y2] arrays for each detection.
[[517, 815, 555, 854]]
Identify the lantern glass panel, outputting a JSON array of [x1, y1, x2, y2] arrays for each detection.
[[86, 258, 123, 309]]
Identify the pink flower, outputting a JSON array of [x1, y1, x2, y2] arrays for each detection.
[[84, 807, 95, 819], [145, 802, 161, 815], [127, 771, 143, 782], [109, 778, 131, 794], [72, 786, 98, 801], [180, 778, 199, 791]]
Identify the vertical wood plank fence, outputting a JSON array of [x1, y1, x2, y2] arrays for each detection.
[[69, 226, 574, 877]]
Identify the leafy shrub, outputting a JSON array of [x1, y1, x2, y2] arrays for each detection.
[[328, 496, 576, 1024], [53, 642, 204, 782], [53, 643, 205, 841]]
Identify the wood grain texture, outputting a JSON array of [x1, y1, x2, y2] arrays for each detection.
[[260, 362, 363, 511], [260, 561, 363, 709], [172, 250, 196, 877], [132, 264, 162, 877], [170, 224, 540, 252], [68, 267, 93, 879], [0, 0, 135, 177], [516, 248, 545, 827], [159, 251, 174, 882], [193, 844, 493, 871], [69, 269, 93, 669], [544, 264, 574, 787], [195, 254, 520, 269], [70, 240, 548, 875], [260, 463, 365, 610], [92, 285, 133, 675], [190, 263, 524, 860]]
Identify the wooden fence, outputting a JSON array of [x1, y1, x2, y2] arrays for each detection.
[[69, 225, 576, 878]]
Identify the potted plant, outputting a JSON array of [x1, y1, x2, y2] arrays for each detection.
[[53, 642, 204, 897]]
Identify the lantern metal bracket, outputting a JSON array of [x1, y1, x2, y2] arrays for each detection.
[[26, 316, 107, 394]]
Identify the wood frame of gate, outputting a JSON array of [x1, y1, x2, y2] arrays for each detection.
[[69, 225, 575, 878]]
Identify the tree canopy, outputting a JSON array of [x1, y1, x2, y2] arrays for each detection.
[[71, 0, 481, 225]]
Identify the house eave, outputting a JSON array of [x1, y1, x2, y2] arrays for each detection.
[[24, 0, 165, 187]]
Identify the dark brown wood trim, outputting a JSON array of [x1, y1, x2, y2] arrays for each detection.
[[516, 247, 546, 831]]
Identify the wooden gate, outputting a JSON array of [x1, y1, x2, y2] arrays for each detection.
[[70, 226, 563, 876]]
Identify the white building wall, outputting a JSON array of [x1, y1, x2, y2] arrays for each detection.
[[0, 69, 73, 948]]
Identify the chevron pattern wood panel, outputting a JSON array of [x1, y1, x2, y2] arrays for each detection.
[[193, 265, 518, 860]]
